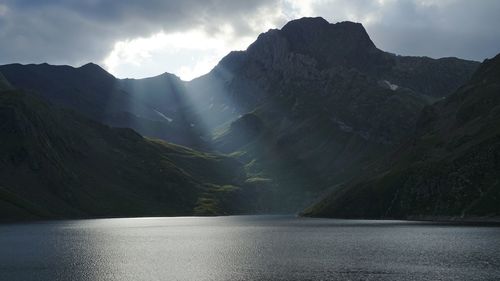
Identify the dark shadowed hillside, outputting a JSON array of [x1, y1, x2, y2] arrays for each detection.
[[0, 85, 250, 220], [0, 63, 206, 148], [0, 72, 12, 91], [303, 53, 500, 220]]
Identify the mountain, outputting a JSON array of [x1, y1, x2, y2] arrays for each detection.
[[303, 54, 500, 220], [0, 84, 253, 220], [0, 17, 483, 216], [0, 63, 205, 148], [186, 17, 479, 211], [189, 18, 478, 126], [0, 18, 478, 149]]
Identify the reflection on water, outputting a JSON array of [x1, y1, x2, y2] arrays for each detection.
[[0, 216, 499, 281]]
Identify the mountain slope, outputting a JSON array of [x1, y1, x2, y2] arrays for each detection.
[[0, 72, 12, 91], [0, 88, 246, 220], [186, 17, 479, 211], [0, 63, 205, 148], [303, 54, 500, 220]]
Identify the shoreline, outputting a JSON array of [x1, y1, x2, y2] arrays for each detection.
[[2, 213, 500, 226]]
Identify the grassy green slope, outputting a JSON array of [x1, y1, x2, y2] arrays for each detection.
[[0, 89, 246, 220]]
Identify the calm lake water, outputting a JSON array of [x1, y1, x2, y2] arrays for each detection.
[[0, 215, 499, 281]]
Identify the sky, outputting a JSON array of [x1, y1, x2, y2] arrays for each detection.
[[0, 0, 499, 81]]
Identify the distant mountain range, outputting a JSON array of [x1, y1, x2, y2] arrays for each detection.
[[1, 17, 498, 221], [0, 63, 209, 149]]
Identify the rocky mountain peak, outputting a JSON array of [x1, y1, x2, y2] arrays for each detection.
[[241, 17, 379, 72], [79, 62, 101, 69], [283, 17, 374, 48], [79, 62, 115, 79], [281, 16, 330, 32], [281, 17, 370, 42]]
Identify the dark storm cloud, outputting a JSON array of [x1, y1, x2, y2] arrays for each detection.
[[0, 0, 498, 67], [0, 0, 280, 65], [309, 0, 500, 61], [370, 0, 500, 61]]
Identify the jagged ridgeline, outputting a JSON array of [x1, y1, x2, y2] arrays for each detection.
[[304, 54, 500, 220], [0, 63, 209, 149]]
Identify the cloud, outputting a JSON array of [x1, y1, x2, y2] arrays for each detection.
[[101, 2, 286, 80], [103, 28, 257, 80], [0, 0, 499, 79], [0, 0, 283, 66], [295, 0, 500, 61]]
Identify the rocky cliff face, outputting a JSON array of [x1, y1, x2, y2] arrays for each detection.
[[186, 17, 479, 210], [189, 17, 478, 122], [304, 54, 500, 220]]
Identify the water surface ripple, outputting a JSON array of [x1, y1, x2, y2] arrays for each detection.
[[1, 215, 499, 281]]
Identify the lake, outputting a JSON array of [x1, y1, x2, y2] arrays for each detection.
[[0, 215, 499, 281]]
